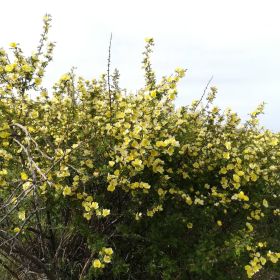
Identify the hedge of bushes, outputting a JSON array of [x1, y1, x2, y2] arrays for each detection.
[[0, 15, 279, 280]]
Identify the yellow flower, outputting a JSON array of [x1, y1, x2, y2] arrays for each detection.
[[60, 74, 70, 81], [9, 42, 17, 48], [23, 181, 32, 191], [245, 265, 254, 278], [35, 77, 42, 86], [14, 227, 20, 233], [262, 199, 269, 208], [237, 191, 249, 201], [104, 247, 113, 255], [227, 163, 235, 170], [63, 186, 72, 196], [220, 167, 227, 174], [139, 182, 150, 190], [103, 255, 111, 263], [134, 210, 142, 220], [43, 15, 50, 22], [260, 257, 266, 265], [114, 169, 120, 176], [5, 64, 16, 73], [267, 251, 278, 263], [85, 196, 93, 202], [175, 67, 186, 78], [223, 152, 230, 159], [116, 112, 125, 119], [187, 223, 193, 229], [194, 198, 204, 205], [92, 259, 102, 268], [83, 212, 92, 220], [236, 170, 244, 176], [212, 106, 219, 114], [18, 210, 26, 221], [0, 131, 10, 138], [30, 110, 39, 118], [91, 202, 99, 209], [20, 172, 28, 181], [193, 162, 199, 169], [153, 165, 164, 174], [150, 90, 157, 98], [85, 159, 94, 168], [22, 64, 33, 73], [185, 196, 193, 206], [82, 202, 91, 211], [77, 193, 83, 199], [246, 222, 253, 232], [217, 220, 222, 226], [270, 138, 278, 146], [168, 89, 176, 100], [102, 209, 110, 217], [147, 210, 154, 217], [157, 188, 165, 196], [132, 158, 142, 167], [73, 175, 80, 181], [250, 173, 258, 182], [233, 174, 240, 183], [107, 184, 116, 192], [155, 141, 164, 148], [144, 37, 154, 44], [224, 142, 231, 150]]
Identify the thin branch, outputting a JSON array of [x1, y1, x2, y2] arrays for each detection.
[[194, 75, 213, 110], [107, 33, 113, 114]]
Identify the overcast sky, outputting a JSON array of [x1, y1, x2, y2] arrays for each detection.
[[1, 0, 280, 130]]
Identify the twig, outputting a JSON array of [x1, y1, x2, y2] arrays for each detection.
[[194, 75, 213, 111], [107, 33, 113, 114]]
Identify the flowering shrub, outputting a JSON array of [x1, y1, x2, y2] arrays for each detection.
[[0, 15, 279, 280]]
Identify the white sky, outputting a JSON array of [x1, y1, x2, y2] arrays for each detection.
[[1, 0, 280, 130]]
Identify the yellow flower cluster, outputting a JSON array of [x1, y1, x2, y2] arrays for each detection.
[[147, 204, 163, 217], [92, 247, 114, 269], [245, 250, 280, 278], [245, 253, 266, 278], [81, 195, 110, 220]]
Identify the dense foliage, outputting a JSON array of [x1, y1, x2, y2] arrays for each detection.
[[0, 16, 279, 280]]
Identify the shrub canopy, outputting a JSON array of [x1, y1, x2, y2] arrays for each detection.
[[0, 15, 279, 280]]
